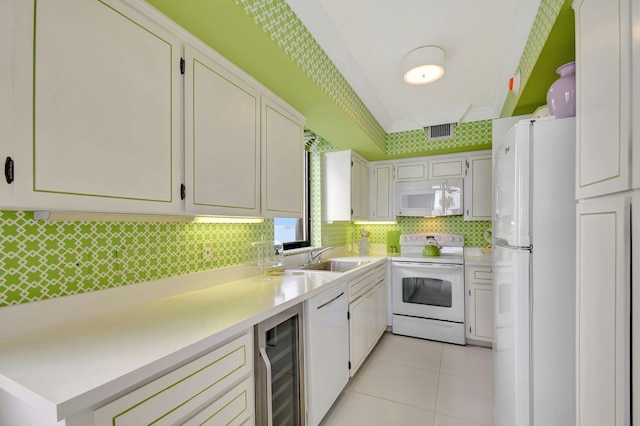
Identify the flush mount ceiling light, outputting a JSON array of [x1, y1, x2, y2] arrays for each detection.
[[403, 46, 445, 85]]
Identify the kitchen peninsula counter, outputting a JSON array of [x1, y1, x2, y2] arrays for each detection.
[[0, 255, 386, 423]]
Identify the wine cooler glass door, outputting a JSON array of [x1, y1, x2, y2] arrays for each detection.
[[256, 304, 305, 426]]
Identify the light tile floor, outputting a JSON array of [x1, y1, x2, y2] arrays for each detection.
[[321, 332, 494, 426]]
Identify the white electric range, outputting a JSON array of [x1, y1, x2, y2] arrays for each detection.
[[390, 233, 466, 345]]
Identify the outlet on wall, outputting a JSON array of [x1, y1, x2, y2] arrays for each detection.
[[203, 245, 213, 260]]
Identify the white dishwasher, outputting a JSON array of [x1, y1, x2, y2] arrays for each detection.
[[305, 280, 349, 426]]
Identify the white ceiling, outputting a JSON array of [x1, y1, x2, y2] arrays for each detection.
[[285, 0, 542, 133]]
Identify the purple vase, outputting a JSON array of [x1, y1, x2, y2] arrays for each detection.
[[546, 61, 576, 118]]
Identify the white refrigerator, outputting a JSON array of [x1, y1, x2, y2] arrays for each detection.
[[493, 117, 576, 425]]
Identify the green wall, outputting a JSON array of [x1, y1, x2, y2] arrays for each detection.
[[0, 0, 567, 307]]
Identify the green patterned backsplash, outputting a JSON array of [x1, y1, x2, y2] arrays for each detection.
[[0, 211, 273, 307], [353, 217, 492, 249]]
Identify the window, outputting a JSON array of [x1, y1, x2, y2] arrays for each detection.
[[274, 152, 310, 250]]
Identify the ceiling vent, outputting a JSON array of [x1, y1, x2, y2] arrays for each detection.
[[428, 123, 454, 140]]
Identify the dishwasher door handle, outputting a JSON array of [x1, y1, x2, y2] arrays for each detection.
[[316, 292, 345, 310], [259, 346, 273, 426]]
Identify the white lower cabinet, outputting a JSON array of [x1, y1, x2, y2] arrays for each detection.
[[183, 377, 254, 426], [465, 264, 493, 343], [348, 265, 387, 377], [576, 195, 631, 426], [349, 291, 369, 377], [94, 331, 254, 426]]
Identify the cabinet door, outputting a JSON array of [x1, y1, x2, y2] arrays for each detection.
[[370, 163, 393, 220], [352, 157, 369, 220], [0, 0, 15, 208], [430, 157, 465, 179], [375, 280, 388, 337], [184, 45, 260, 217], [464, 154, 492, 221], [471, 285, 493, 340], [633, 192, 640, 426], [465, 265, 494, 342], [574, 0, 632, 198], [365, 288, 378, 351], [261, 97, 305, 218], [633, 0, 640, 190], [395, 160, 428, 181], [576, 195, 631, 426], [13, 0, 182, 214], [349, 296, 368, 377], [324, 150, 352, 221]]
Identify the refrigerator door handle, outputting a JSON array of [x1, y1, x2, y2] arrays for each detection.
[[494, 237, 532, 251]]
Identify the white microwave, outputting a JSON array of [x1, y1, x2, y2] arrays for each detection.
[[396, 178, 463, 217]]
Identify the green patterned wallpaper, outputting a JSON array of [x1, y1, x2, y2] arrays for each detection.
[[234, 0, 387, 151], [353, 217, 492, 250], [501, 0, 566, 117], [387, 120, 492, 158], [0, 211, 272, 307]]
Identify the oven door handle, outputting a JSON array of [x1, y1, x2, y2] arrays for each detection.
[[392, 261, 463, 269]]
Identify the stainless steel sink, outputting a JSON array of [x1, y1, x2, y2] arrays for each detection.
[[298, 260, 369, 272]]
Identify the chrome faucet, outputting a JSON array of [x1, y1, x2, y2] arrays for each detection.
[[308, 246, 334, 264]]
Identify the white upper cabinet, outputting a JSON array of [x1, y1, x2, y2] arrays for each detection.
[[12, 0, 183, 214], [261, 97, 305, 218], [324, 150, 369, 221], [430, 157, 466, 179], [184, 45, 260, 217], [0, 0, 15, 208], [574, 0, 632, 199], [632, 0, 640, 190], [7, 0, 306, 218], [370, 162, 394, 221], [464, 152, 492, 221], [352, 156, 369, 220], [395, 160, 428, 182]]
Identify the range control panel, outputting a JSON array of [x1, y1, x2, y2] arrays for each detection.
[[399, 233, 464, 248]]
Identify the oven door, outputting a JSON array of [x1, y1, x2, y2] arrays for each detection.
[[392, 261, 465, 322]]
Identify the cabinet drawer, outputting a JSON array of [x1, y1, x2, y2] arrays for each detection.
[[94, 332, 253, 426], [348, 270, 375, 301], [183, 377, 254, 426], [473, 269, 493, 282], [375, 264, 387, 284]]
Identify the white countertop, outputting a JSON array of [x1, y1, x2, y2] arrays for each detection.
[[0, 255, 386, 421], [464, 247, 493, 266]]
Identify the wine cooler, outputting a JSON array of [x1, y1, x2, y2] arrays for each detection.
[[255, 304, 305, 426]]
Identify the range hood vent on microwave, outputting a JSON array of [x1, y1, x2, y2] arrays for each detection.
[[396, 178, 463, 217]]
